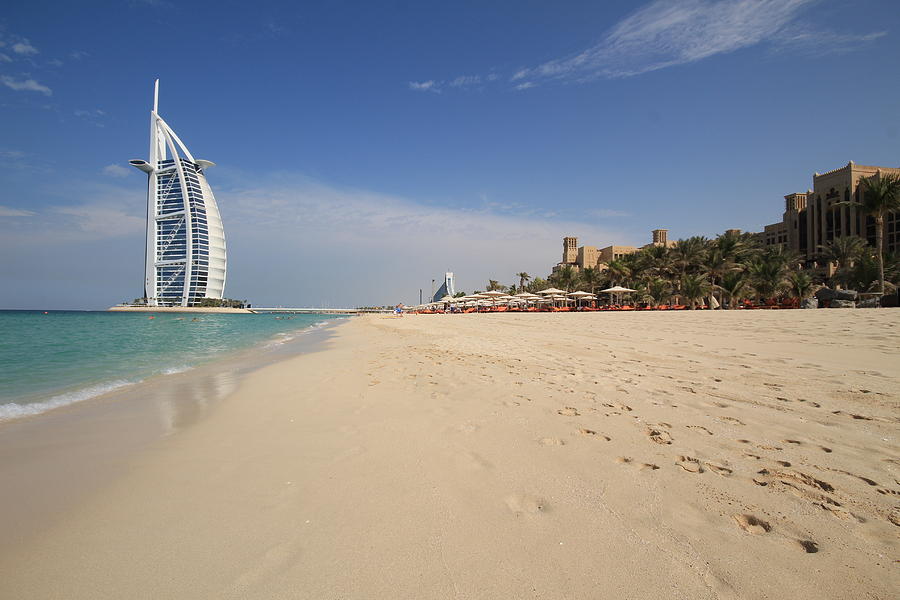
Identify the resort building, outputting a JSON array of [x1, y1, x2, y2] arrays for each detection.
[[761, 161, 900, 262], [553, 229, 675, 273], [129, 81, 227, 307]]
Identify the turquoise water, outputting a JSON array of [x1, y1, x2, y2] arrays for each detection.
[[0, 310, 343, 420]]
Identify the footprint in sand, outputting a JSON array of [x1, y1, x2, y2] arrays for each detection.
[[505, 494, 548, 516], [646, 426, 673, 445], [538, 437, 566, 446], [557, 407, 580, 416], [733, 514, 771, 534], [717, 416, 745, 426], [616, 457, 659, 471], [579, 428, 611, 441], [687, 425, 714, 436], [705, 462, 733, 476], [676, 456, 703, 473]]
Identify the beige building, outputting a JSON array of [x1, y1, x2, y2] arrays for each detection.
[[761, 161, 900, 261], [553, 229, 675, 274]]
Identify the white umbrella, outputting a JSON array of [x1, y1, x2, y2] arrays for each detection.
[[538, 287, 567, 295], [568, 291, 593, 297], [600, 286, 636, 307], [480, 290, 508, 297]]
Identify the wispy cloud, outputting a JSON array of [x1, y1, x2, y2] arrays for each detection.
[[11, 39, 38, 55], [69, 50, 89, 60], [74, 108, 107, 127], [449, 75, 481, 88], [0, 53, 11, 63], [774, 28, 887, 55], [102, 164, 130, 178], [0, 206, 34, 217], [409, 80, 440, 93], [1, 75, 52, 95], [513, 0, 818, 85], [412, 0, 886, 93]]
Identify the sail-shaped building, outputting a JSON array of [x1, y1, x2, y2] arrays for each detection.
[[130, 80, 227, 307]]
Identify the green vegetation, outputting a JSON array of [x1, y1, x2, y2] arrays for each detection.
[[481, 227, 899, 308], [196, 298, 249, 308]]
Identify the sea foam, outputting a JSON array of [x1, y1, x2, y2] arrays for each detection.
[[0, 380, 135, 421]]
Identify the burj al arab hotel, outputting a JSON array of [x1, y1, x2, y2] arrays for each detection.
[[129, 80, 227, 307]]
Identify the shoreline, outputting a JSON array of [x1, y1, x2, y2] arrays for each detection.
[[0, 318, 345, 551], [107, 305, 254, 313], [1, 311, 897, 598]]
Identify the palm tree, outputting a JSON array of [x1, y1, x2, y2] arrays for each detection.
[[680, 273, 710, 309], [605, 259, 631, 286], [487, 279, 504, 291], [671, 236, 708, 277], [645, 278, 671, 308], [819, 236, 867, 289], [858, 173, 900, 299], [527, 277, 548, 293], [703, 247, 738, 309], [579, 266, 601, 294], [718, 271, 746, 309], [551, 265, 578, 291], [788, 271, 814, 300], [516, 272, 531, 290], [747, 258, 786, 301]]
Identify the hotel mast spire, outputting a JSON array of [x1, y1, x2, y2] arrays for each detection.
[[130, 80, 228, 307]]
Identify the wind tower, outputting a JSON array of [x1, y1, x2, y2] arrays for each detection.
[[129, 80, 227, 307]]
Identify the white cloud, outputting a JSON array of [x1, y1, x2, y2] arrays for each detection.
[[75, 109, 106, 127], [0, 53, 11, 63], [102, 164, 130, 178], [53, 203, 144, 236], [11, 40, 38, 55], [69, 50, 89, 60], [216, 174, 622, 305], [515, 0, 817, 83], [409, 80, 440, 92], [0, 206, 34, 217], [775, 28, 887, 54], [514, 81, 536, 91], [47, 58, 63, 67], [449, 75, 481, 88], [1, 75, 52, 95]]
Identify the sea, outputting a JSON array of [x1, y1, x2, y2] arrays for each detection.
[[0, 310, 345, 421]]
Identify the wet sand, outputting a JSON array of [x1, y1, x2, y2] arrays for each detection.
[[0, 311, 897, 599]]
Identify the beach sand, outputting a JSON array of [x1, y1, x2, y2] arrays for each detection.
[[1, 310, 897, 599]]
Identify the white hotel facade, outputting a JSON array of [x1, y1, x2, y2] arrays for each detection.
[[130, 81, 227, 307]]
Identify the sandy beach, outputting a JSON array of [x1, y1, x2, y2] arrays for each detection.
[[1, 310, 897, 599]]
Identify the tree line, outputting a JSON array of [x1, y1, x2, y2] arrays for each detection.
[[462, 174, 900, 308]]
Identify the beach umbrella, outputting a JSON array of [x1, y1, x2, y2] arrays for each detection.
[[600, 285, 636, 306], [568, 290, 595, 307], [538, 287, 566, 295]]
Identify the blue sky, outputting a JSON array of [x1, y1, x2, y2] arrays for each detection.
[[1, 0, 898, 309]]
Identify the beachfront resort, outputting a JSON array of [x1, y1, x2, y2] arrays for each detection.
[[411, 161, 900, 313]]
